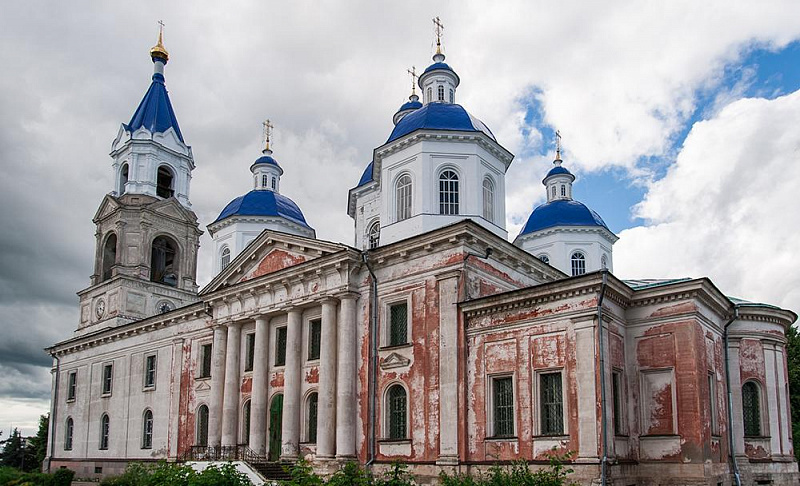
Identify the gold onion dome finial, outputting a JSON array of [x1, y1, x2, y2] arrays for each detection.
[[150, 20, 169, 63]]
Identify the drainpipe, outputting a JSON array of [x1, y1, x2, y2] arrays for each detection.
[[46, 352, 60, 474], [362, 252, 379, 466], [596, 270, 609, 486], [723, 306, 741, 486]]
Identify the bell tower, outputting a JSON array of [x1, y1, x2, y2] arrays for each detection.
[[76, 27, 202, 335]]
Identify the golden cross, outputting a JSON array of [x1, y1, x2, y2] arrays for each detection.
[[158, 20, 165, 31], [433, 17, 444, 54], [156, 20, 165, 45], [555, 130, 562, 159], [407, 66, 417, 95], [263, 119, 273, 151]]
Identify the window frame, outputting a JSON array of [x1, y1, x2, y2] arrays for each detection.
[[438, 169, 460, 215], [99, 413, 110, 450], [482, 177, 495, 222], [101, 363, 113, 396], [570, 251, 586, 276], [275, 326, 288, 367], [262, 174, 269, 188], [64, 417, 74, 451], [383, 298, 410, 348], [67, 371, 77, 402], [708, 372, 719, 436], [367, 220, 380, 249], [220, 246, 231, 271], [142, 409, 153, 449], [384, 383, 409, 440], [437, 85, 445, 101], [305, 391, 318, 444], [198, 343, 213, 379], [612, 369, 625, 436], [144, 354, 157, 390], [535, 369, 567, 437], [742, 380, 764, 437], [537, 254, 550, 265], [488, 374, 515, 438], [307, 319, 321, 361], [196, 404, 209, 447], [244, 332, 255, 372], [241, 399, 251, 445], [395, 174, 413, 222]]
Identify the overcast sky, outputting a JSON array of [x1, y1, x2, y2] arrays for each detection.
[[1, 1, 800, 436]]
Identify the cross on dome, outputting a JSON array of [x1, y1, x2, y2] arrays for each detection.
[[407, 66, 418, 96], [262, 119, 273, 154], [149, 20, 169, 64], [433, 16, 444, 57]]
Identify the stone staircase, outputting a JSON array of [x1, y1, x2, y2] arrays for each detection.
[[249, 460, 293, 482]]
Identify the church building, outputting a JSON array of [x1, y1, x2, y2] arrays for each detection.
[[45, 25, 798, 485]]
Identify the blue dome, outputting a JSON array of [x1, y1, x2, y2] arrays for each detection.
[[386, 103, 495, 143], [125, 73, 184, 142], [252, 155, 280, 167], [423, 62, 455, 75], [357, 161, 374, 187], [397, 99, 423, 112], [544, 165, 572, 179], [213, 190, 311, 228], [518, 200, 610, 236]]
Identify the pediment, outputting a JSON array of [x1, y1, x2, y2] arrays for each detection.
[[380, 352, 411, 370], [195, 380, 211, 391], [200, 230, 347, 294], [148, 197, 196, 223], [93, 194, 122, 222]]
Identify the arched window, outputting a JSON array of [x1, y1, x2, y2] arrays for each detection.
[[386, 385, 407, 439], [601, 254, 608, 269], [367, 221, 380, 249], [196, 405, 209, 446], [120, 163, 129, 194], [449, 89, 454, 103], [99, 414, 110, 450], [101, 233, 117, 282], [271, 177, 277, 190], [551, 186, 556, 198], [307, 392, 318, 443], [64, 417, 74, 451], [427, 87, 432, 103], [437, 85, 445, 101], [220, 246, 231, 271], [242, 400, 251, 445], [439, 170, 459, 215], [262, 174, 269, 188], [142, 409, 153, 449], [482, 178, 494, 221], [742, 381, 762, 436], [538, 254, 549, 264], [156, 166, 174, 199], [571, 251, 586, 276], [151, 236, 178, 287], [561, 185, 566, 197], [395, 175, 412, 222]]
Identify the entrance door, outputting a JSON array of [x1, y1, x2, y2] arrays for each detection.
[[268, 394, 283, 461]]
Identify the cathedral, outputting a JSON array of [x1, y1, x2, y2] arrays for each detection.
[[45, 26, 798, 485]]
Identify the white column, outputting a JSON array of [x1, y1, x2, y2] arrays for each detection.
[[317, 299, 339, 458], [281, 309, 302, 460], [208, 325, 227, 447], [249, 317, 270, 455], [437, 272, 460, 465], [222, 322, 242, 446], [764, 343, 781, 454], [574, 319, 599, 460], [336, 294, 358, 459]]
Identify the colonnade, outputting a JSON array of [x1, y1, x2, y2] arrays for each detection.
[[205, 294, 359, 460]]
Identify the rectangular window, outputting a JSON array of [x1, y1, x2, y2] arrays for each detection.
[[708, 372, 718, 435], [308, 319, 321, 361], [244, 333, 255, 372], [389, 302, 408, 346], [540, 372, 564, 435], [492, 376, 514, 437], [275, 326, 287, 366], [199, 344, 212, 378], [102, 364, 113, 395], [612, 371, 623, 435], [144, 355, 157, 388], [67, 371, 77, 401]]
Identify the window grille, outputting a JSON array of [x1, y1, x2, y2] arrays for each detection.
[[439, 170, 459, 215], [64, 418, 73, 450], [449, 89, 454, 103], [99, 414, 110, 450], [308, 393, 318, 443], [387, 385, 407, 439], [67, 371, 77, 401], [275, 327, 288, 366], [197, 405, 209, 446], [742, 382, 761, 436], [493, 377, 514, 437], [200, 344, 212, 378], [145, 355, 156, 388], [243, 400, 251, 444], [368, 221, 380, 249], [538, 255, 549, 264], [438, 85, 445, 101], [396, 175, 412, 221], [220, 247, 231, 270], [482, 178, 494, 221], [308, 319, 321, 360], [102, 364, 113, 394], [142, 410, 153, 449], [262, 174, 269, 188], [561, 185, 566, 196], [540, 372, 564, 435], [244, 333, 255, 371], [389, 303, 408, 346], [571, 252, 586, 276], [612, 371, 623, 435]]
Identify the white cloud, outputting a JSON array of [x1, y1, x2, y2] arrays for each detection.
[[615, 90, 800, 312]]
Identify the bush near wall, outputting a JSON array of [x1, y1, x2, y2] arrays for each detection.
[[0, 466, 74, 486], [99, 462, 249, 486]]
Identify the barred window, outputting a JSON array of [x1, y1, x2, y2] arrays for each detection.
[[271, 177, 277, 190], [449, 88, 454, 103], [242, 400, 251, 445], [262, 174, 269, 188], [67, 371, 77, 401], [612, 371, 623, 435], [64, 417, 73, 451], [540, 372, 564, 435], [571, 251, 586, 276], [482, 178, 494, 221], [199, 344, 212, 378], [196, 405, 209, 446], [99, 413, 110, 450], [493, 376, 514, 437], [396, 175, 412, 222], [275, 327, 288, 366], [220, 247, 231, 271], [427, 87, 432, 103], [102, 364, 113, 395], [244, 333, 255, 372], [742, 381, 761, 436], [439, 170, 459, 215], [438, 85, 445, 101], [561, 185, 566, 197], [389, 302, 408, 346], [368, 221, 380, 249], [142, 409, 153, 449], [144, 355, 157, 388], [387, 385, 407, 439], [307, 393, 318, 443], [308, 319, 321, 360]]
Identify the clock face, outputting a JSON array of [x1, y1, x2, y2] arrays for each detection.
[[95, 299, 106, 319]]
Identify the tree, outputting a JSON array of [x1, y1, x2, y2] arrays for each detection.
[[26, 415, 49, 471], [786, 325, 800, 461]]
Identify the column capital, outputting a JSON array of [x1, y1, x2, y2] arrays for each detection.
[[319, 296, 340, 305], [212, 324, 227, 331], [333, 291, 360, 301], [436, 270, 461, 282]]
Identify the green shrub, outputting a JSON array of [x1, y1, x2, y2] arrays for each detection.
[[99, 461, 249, 486]]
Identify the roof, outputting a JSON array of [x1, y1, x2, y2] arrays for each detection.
[[397, 99, 423, 112], [213, 190, 312, 228], [544, 165, 573, 180], [623, 278, 692, 290], [357, 161, 374, 187], [125, 73, 184, 142], [518, 199, 610, 236], [386, 103, 495, 144], [251, 154, 283, 174]]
